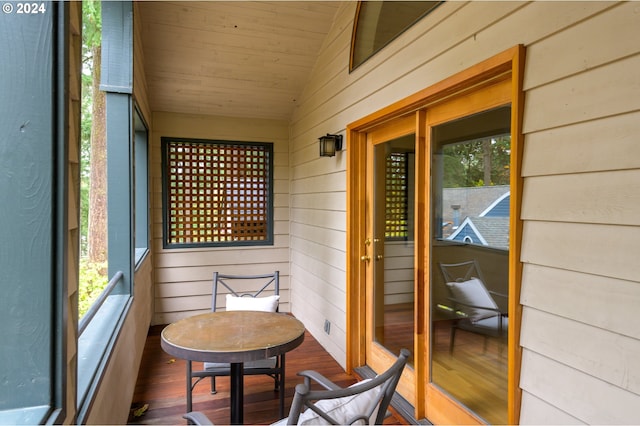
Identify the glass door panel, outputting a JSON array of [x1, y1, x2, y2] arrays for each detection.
[[429, 106, 511, 424], [372, 135, 416, 366], [362, 114, 418, 408]]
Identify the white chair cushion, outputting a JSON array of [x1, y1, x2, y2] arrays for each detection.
[[206, 295, 280, 372], [226, 294, 279, 312], [296, 380, 382, 425], [446, 277, 498, 322]]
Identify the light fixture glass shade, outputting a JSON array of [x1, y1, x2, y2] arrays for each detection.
[[319, 134, 343, 157]]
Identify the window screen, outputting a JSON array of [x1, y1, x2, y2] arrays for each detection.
[[162, 138, 273, 248], [385, 152, 409, 240]]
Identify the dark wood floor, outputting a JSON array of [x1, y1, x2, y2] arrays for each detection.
[[380, 304, 508, 425], [129, 324, 409, 425]]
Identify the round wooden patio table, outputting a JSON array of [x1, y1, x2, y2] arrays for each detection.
[[161, 311, 305, 425]]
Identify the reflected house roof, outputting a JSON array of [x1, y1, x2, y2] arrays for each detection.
[[442, 185, 509, 226], [448, 192, 510, 250], [479, 191, 510, 218]]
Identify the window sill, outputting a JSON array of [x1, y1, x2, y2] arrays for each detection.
[[134, 247, 149, 270], [0, 406, 50, 425], [76, 293, 131, 421]]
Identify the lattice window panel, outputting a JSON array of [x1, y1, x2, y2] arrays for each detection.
[[164, 140, 271, 246], [385, 152, 408, 240]]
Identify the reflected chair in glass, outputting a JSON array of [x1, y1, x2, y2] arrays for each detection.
[[183, 348, 411, 425], [188, 271, 286, 416], [439, 260, 507, 354]]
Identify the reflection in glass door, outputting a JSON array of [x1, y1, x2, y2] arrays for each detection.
[[430, 106, 511, 424], [372, 135, 416, 366]]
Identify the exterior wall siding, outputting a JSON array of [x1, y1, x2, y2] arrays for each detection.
[[85, 258, 154, 424], [66, 3, 82, 421], [289, 0, 640, 422], [383, 242, 414, 305], [150, 112, 291, 325], [518, 1, 640, 421]]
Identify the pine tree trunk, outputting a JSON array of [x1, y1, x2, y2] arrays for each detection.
[[87, 45, 108, 264], [483, 139, 492, 186]]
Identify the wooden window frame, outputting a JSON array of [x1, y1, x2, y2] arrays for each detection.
[[350, 1, 442, 72], [134, 107, 150, 265]]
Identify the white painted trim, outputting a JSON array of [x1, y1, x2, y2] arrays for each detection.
[[479, 191, 510, 217], [447, 217, 488, 246]]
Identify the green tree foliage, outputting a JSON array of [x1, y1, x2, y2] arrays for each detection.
[[442, 135, 510, 188], [80, 0, 101, 255], [78, 259, 108, 318], [82, 0, 108, 265], [80, 0, 108, 313]]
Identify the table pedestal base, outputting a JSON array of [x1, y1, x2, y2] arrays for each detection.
[[230, 362, 244, 424]]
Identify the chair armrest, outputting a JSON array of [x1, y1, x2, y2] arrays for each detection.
[[297, 370, 342, 391], [448, 297, 503, 314], [183, 411, 214, 425]]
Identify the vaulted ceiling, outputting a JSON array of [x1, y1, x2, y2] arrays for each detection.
[[138, 1, 342, 121]]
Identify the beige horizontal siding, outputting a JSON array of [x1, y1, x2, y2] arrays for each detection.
[[290, 259, 346, 317], [523, 2, 635, 90], [523, 53, 640, 134], [384, 242, 414, 305], [286, 1, 640, 421], [155, 262, 290, 284], [522, 111, 640, 177], [520, 350, 640, 424], [521, 221, 640, 283], [150, 111, 291, 325], [154, 247, 290, 269], [291, 192, 346, 212], [519, 393, 582, 425], [522, 169, 640, 226], [521, 264, 640, 340], [516, 2, 640, 422], [290, 222, 344, 253], [521, 308, 640, 394], [290, 208, 346, 232]]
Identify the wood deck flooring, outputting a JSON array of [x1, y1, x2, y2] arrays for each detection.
[[379, 304, 508, 425], [129, 325, 409, 425]]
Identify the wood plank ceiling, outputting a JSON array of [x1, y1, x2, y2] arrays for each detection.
[[138, 1, 342, 121]]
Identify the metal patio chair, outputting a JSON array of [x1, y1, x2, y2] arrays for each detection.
[[188, 271, 286, 417], [439, 260, 507, 353], [183, 348, 411, 425]]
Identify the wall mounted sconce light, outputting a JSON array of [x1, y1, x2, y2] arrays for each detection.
[[319, 133, 343, 157]]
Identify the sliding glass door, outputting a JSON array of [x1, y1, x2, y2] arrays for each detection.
[[348, 46, 525, 424], [363, 115, 418, 405], [429, 106, 511, 424]]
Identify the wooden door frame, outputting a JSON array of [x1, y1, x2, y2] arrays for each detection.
[[346, 45, 525, 424]]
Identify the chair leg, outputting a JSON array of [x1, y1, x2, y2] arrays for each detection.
[[187, 361, 193, 413], [278, 354, 285, 419], [210, 376, 217, 394], [449, 325, 457, 354], [275, 354, 282, 391]]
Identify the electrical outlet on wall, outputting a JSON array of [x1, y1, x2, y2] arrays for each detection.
[[323, 319, 331, 335]]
